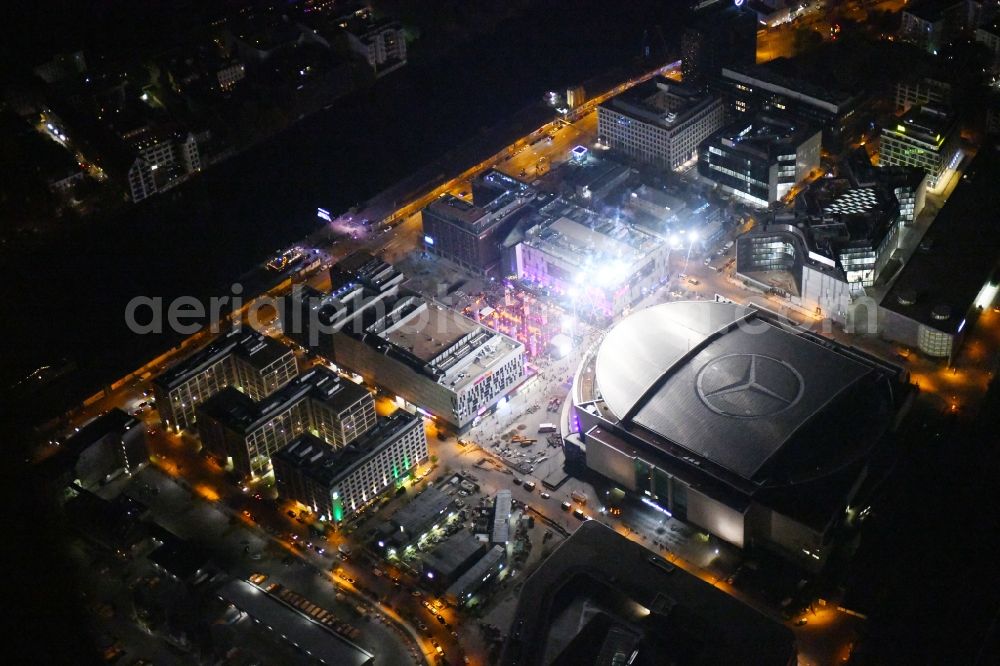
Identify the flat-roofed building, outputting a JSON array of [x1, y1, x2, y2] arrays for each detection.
[[445, 545, 506, 605], [879, 105, 959, 187], [287, 252, 525, 429], [698, 113, 821, 207], [196, 366, 375, 478], [217, 579, 374, 666], [491, 489, 512, 545], [598, 80, 725, 170], [879, 144, 1000, 361], [389, 485, 454, 543], [49, 408, 148, 488], [715, 60, 861, 148], [421, 171, 532, 275], [422, 532, 488, 589], [894, 76, 952, 113], [273, 412, 428, 522], [153, 330, 297, 433], [512, 198, 669, 318]]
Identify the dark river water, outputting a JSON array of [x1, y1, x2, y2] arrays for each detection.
[[1, 0, 681, 417]]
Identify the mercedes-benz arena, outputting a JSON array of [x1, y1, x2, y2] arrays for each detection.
[[570, 301, 908, 570]]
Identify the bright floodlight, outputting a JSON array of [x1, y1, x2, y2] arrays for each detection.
[[689, 230, 699, 243], [669, 234, 681, 248]]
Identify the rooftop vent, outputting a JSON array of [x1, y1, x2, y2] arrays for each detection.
[[896, 289, 917, 306], [931, 304, 951, 321]]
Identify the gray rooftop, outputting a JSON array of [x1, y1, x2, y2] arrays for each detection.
[[217, 580, 374, 666], [882, 144, 1000, 332], [273, 413, 421, 487], [391, 485, 453, 537], [422, 531, 486, 578], [492, 490, 512, 544], [500, 521, 795, 666], [446, 545, 505, 600], [596, 302, 877, 481]]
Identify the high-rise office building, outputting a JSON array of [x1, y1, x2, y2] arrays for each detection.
[[879, 105, 959, 187], [597, 80, 725, 170], [698, 113, 821, 207], [681, 4, 757, 85]]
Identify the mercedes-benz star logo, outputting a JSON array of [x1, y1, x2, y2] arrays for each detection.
[[696, 353, 804, 419]]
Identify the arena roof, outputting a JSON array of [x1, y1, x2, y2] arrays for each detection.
[[595, 302, 886, 481]]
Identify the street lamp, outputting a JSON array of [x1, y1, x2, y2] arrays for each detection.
[[683, 230, 699, 273], [665, 234, 682, 281]]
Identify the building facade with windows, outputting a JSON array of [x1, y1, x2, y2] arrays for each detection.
[[273, 412, 428, 522], [879, 105, 958, 187], [715, 62, 860, 148], [421, 171, 533, 275], [597, 80, 726, 170], [195, 366, 376, 478], [285, 252, 525, 429], [346, 18, 407, 74], [894, 76, 952, 113], [681, 4, 757, 85], [898, 0, 979, 54], [698, 114, 821, 207], [153, 330, 298, 433], [120, 126, 203, 203]]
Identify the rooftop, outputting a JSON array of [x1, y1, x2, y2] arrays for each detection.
[[882, 144, 1000, 332], [62, 408, 140, 453], [492, 489, 512, 544], [446, 545, 505, 599], [236, 335, 293, 370], [217, 580, 374, 666], [273, 413, 420, 487], [149, 534, 212, 580], [198, 367, 347, 434], [601, 80, 721, 130], [382, 301, 481, 364], [722, 60, 856, 113], [324, 253, 524, 391], [709, 113, 819, 161], [883, 105, 955, 146], [522, 198, 663, 275], [500, 521, 796, 666], [423, 532, 486, 578], [391, 485, 453, 536], [587, 302, 898, 493], [154, 330, 292, 391]]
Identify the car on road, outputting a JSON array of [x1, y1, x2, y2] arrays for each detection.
[[561, 501, 572, 511], [523, 481, 536, 492], [436, 614, 446, 624], [573, 508, 589, 521], [540, 492, 551, 499]]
